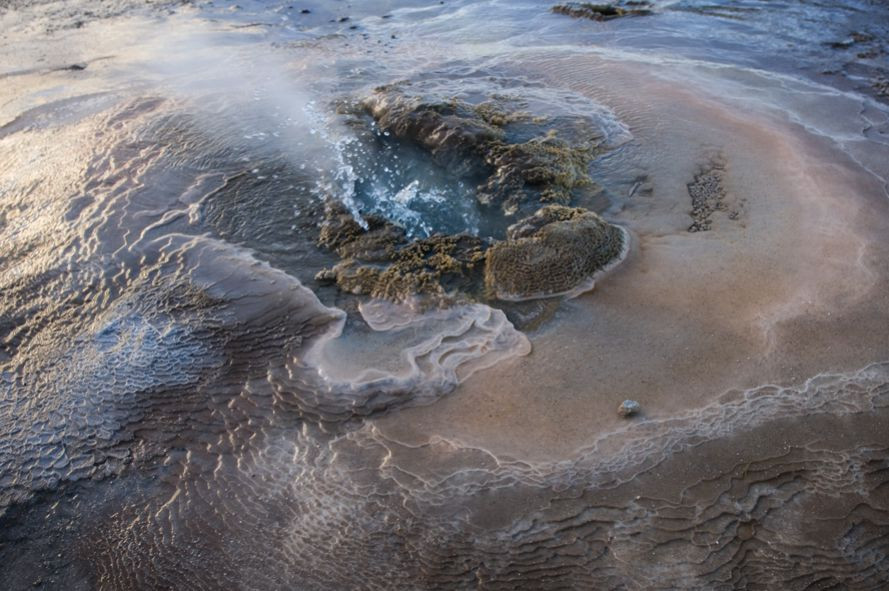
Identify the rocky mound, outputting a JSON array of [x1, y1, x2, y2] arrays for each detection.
[[315, 202, 628, 305], [485, 205, 627, 301], [315, 202, 485, 302], [318, 86, 628, 307], [358, 86, 600, 215], [552, 2, 652, 21]]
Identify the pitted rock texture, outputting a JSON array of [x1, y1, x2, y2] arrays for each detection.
[[359, 86, 601, 215], [320, 85, 623, 305], [316, 202, 626, 305], [687, 156, 743, 232], [552, 2, 653, 21], [485, 205, 626, 300], [315, 201, 486, 302]]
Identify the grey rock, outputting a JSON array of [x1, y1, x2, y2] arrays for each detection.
[[617, 399, 641, 417]]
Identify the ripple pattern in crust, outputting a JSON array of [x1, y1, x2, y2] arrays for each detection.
[[2, 362, 888, 589]]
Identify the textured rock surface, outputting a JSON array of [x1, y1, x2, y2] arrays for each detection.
[[485, 205, 626, 300], [359, 86, 601, 215], [319, 87, 619, 304], [360, 88, 502, 178], [316, 202, 626, 304], [687, 156, 743, 232], [552, 2, 653, 21], [315, 201, 486, 302]]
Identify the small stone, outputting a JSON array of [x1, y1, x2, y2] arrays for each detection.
[[314, 269, 337, 283], [617, 399, 640, 417]]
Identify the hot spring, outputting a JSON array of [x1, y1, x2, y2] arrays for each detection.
[[1, 0, 889, 589]]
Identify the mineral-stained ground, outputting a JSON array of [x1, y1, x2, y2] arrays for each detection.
[[2, 0, 889, 589]]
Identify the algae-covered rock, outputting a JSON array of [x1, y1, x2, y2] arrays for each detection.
[[316, 202, 486, 302], [318, 201, 407, 261], [318, 85, 625, 307], [485, 205, 626, 301], [479, 134, 594, 212], [359, 86, 601, 215], [318, 203, 626, 305], [361, 88, 502, 178], [473, 101, 531, 128], [552, 2, 652, 21], [318, 201, 408, 262]]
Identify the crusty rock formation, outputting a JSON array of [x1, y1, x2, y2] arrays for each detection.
[[315, 202, 485, 302], [359, 86, 599, 215], [552, 2, 652, 21], [319, 87, 626, 306], [316, 202, 627, 305], [485, 205, 626, 301], [687, 157, 742, 232]]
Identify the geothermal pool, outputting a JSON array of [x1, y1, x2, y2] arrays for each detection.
[[2, 0, 889, 589]]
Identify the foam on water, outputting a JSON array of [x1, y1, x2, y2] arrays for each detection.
[[335, 129, 482, 238]]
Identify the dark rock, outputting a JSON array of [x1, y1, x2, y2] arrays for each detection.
[[360, 86, 601, 215], [316, 201, 485, 302], [318, 86, 625, 305], [552, 2, 652, 21], [362, 88, 503, 177], [687, 156, 742, 232]]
